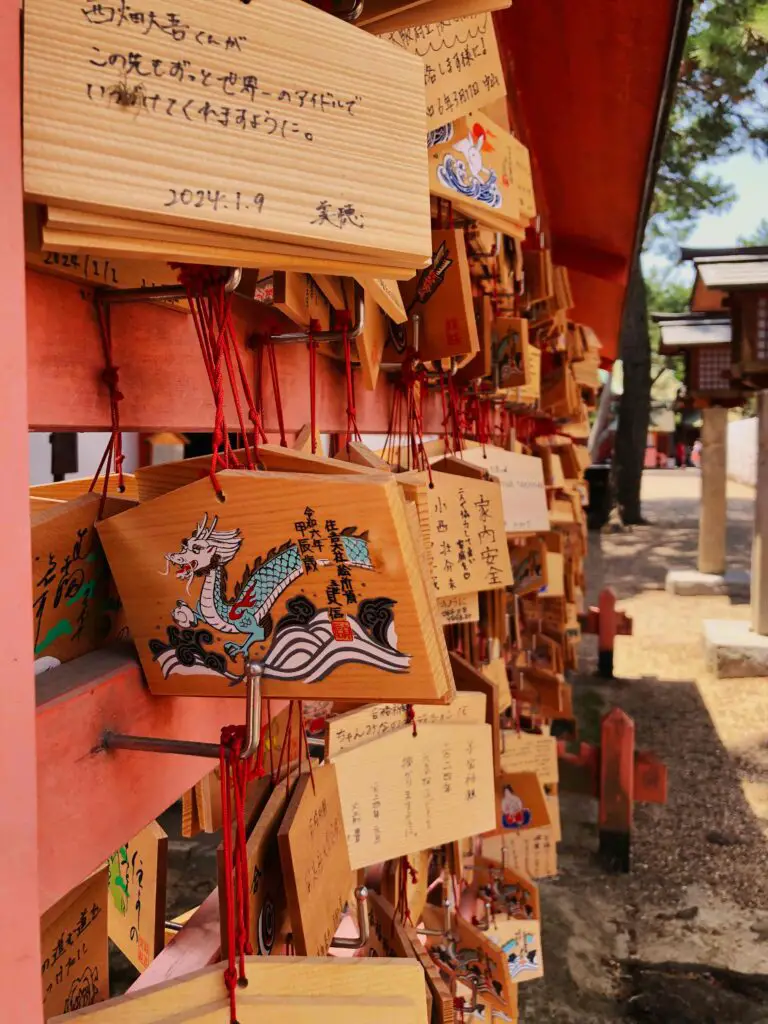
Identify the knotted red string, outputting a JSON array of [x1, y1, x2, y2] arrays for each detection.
[[394, 856, 418, 926], [219, 721, 266, 1024], [307, 321, 321, 455], [404, 703, 417, 737], [338, 310, 361, 450], [175, 265, 267, 496], [90, 299, 125, 516]]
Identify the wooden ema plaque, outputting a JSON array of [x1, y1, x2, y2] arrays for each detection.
[[107, 821, 168, 972], [96, 471, 454, 702], [500, 733, 558, 788], [380, 14, 506, 131], [494, 317, 530, 389], [31, 494, 131, 674], [481, 831, 557, 883], [391, 228, 480, 362], [218, 776, 291, 957], [41, 866, 109, 1020], [134, 444, 381, 504], [365, 892, 415, 958], [278, 764, 352, 956], [421, 904, 515, 1017], [471, 856, 541, 922], [24, 0, 432, 270], [491, 773, 551, 836], [332, 722, 495, 870], [437, 591, 480, 626], [427, 113, 535, 237], [485, 917, 543, 986], [380, 849, 431, 926], [326, 691, 486, 756], [420, 470, 512, 598], [451, 652, 501, 777], [403, 922, 455, 1024], [458, 447, 550, 535], [49, 958, 430, 1022]]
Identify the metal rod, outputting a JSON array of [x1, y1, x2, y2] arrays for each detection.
[[102, 660, 261, 759], [329, 887, 370, 949], [269, 282, 364, 344], [95, 267, 242, 306]]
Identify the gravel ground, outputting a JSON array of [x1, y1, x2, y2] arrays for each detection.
[[522, 469, 768, 1023]]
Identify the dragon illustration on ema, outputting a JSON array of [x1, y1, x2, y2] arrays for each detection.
[[149, 513, 411, 684]]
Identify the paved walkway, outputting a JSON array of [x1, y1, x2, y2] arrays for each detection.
[[523, 469, 768, 1023]]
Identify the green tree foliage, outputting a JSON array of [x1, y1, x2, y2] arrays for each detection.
[[649, 0, 768, 254]]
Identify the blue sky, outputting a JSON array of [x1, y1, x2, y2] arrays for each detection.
[[643, 151, 768, 282]]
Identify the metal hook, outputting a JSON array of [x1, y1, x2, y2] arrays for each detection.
[[94, 266, 242, 306], [473, 898, 494, 932], [269, 282, 365, 344], [415, 899, 453, 939], [102, 661, 261, 759], [330, 887, 370, 949], [452, 976, 480, 1014]]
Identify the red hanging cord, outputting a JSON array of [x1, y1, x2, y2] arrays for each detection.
[[307, 321, 321, 455], [90, 298, 125, 516], [266, 342, 288, 447], [339, 310, 361, 450], [219, 719, 267, 1024]]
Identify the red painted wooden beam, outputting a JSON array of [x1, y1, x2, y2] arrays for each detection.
[[25, 271, 447, 435], [35, 646, 272, 914]]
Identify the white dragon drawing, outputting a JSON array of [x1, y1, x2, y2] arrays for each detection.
[[163, 513, 374, 662]]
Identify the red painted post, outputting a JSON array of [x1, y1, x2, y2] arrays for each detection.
[[597, 588, 618, 678], [598, 707, 635, 872], [0, 1, 44, 1016]]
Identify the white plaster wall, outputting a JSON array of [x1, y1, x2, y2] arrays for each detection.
[[727, 417, 757, 488], [28, 432, 139, 486]]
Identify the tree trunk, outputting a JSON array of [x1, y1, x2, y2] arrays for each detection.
[[614, 255, 651, 524]]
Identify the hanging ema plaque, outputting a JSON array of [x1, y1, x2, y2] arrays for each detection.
[[97, 471, 454, 702]]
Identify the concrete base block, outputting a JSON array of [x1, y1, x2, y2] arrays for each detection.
[[704, 619, 768, 678], [666, 569, 751, 598]]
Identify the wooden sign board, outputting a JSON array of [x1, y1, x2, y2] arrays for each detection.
[[420, 470, 512, 597], [381, 14, 506, 130], [458, 447, 550, 535], [25, 0, 431, 270], [107, 821, 168, 972], [357, 288, 391, 391], [365, 892, 416, 958], [326, 691, 486, 756], [332, 723, 495, 869], [437, 591, 480, 626], [42, 866, 109, 1020], [485, 916, 543, 985], [97, 472, 454, 703], [481, 827, 557, 880], [356, 276, 408, 324], [472, 856, 541, 921], [278, 764, 352, 956], [451, 652, 500, 777], [223, 777, 295, 957], [541, 552, 565, 598], [482, 656, 511, 714], [509, 538, 546, 596], [392, 229, 480, 362], [500, 733, 558, 788], [428, 113, 535, 236], [493, 773, 550, 835], [50, 957, 430, 1022], [494, 317, 530, 389], [24, 204, 187, 311], [421, 906, 515, 1016], [31, 493, 131, 673], [369, 1, 512, 35]]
